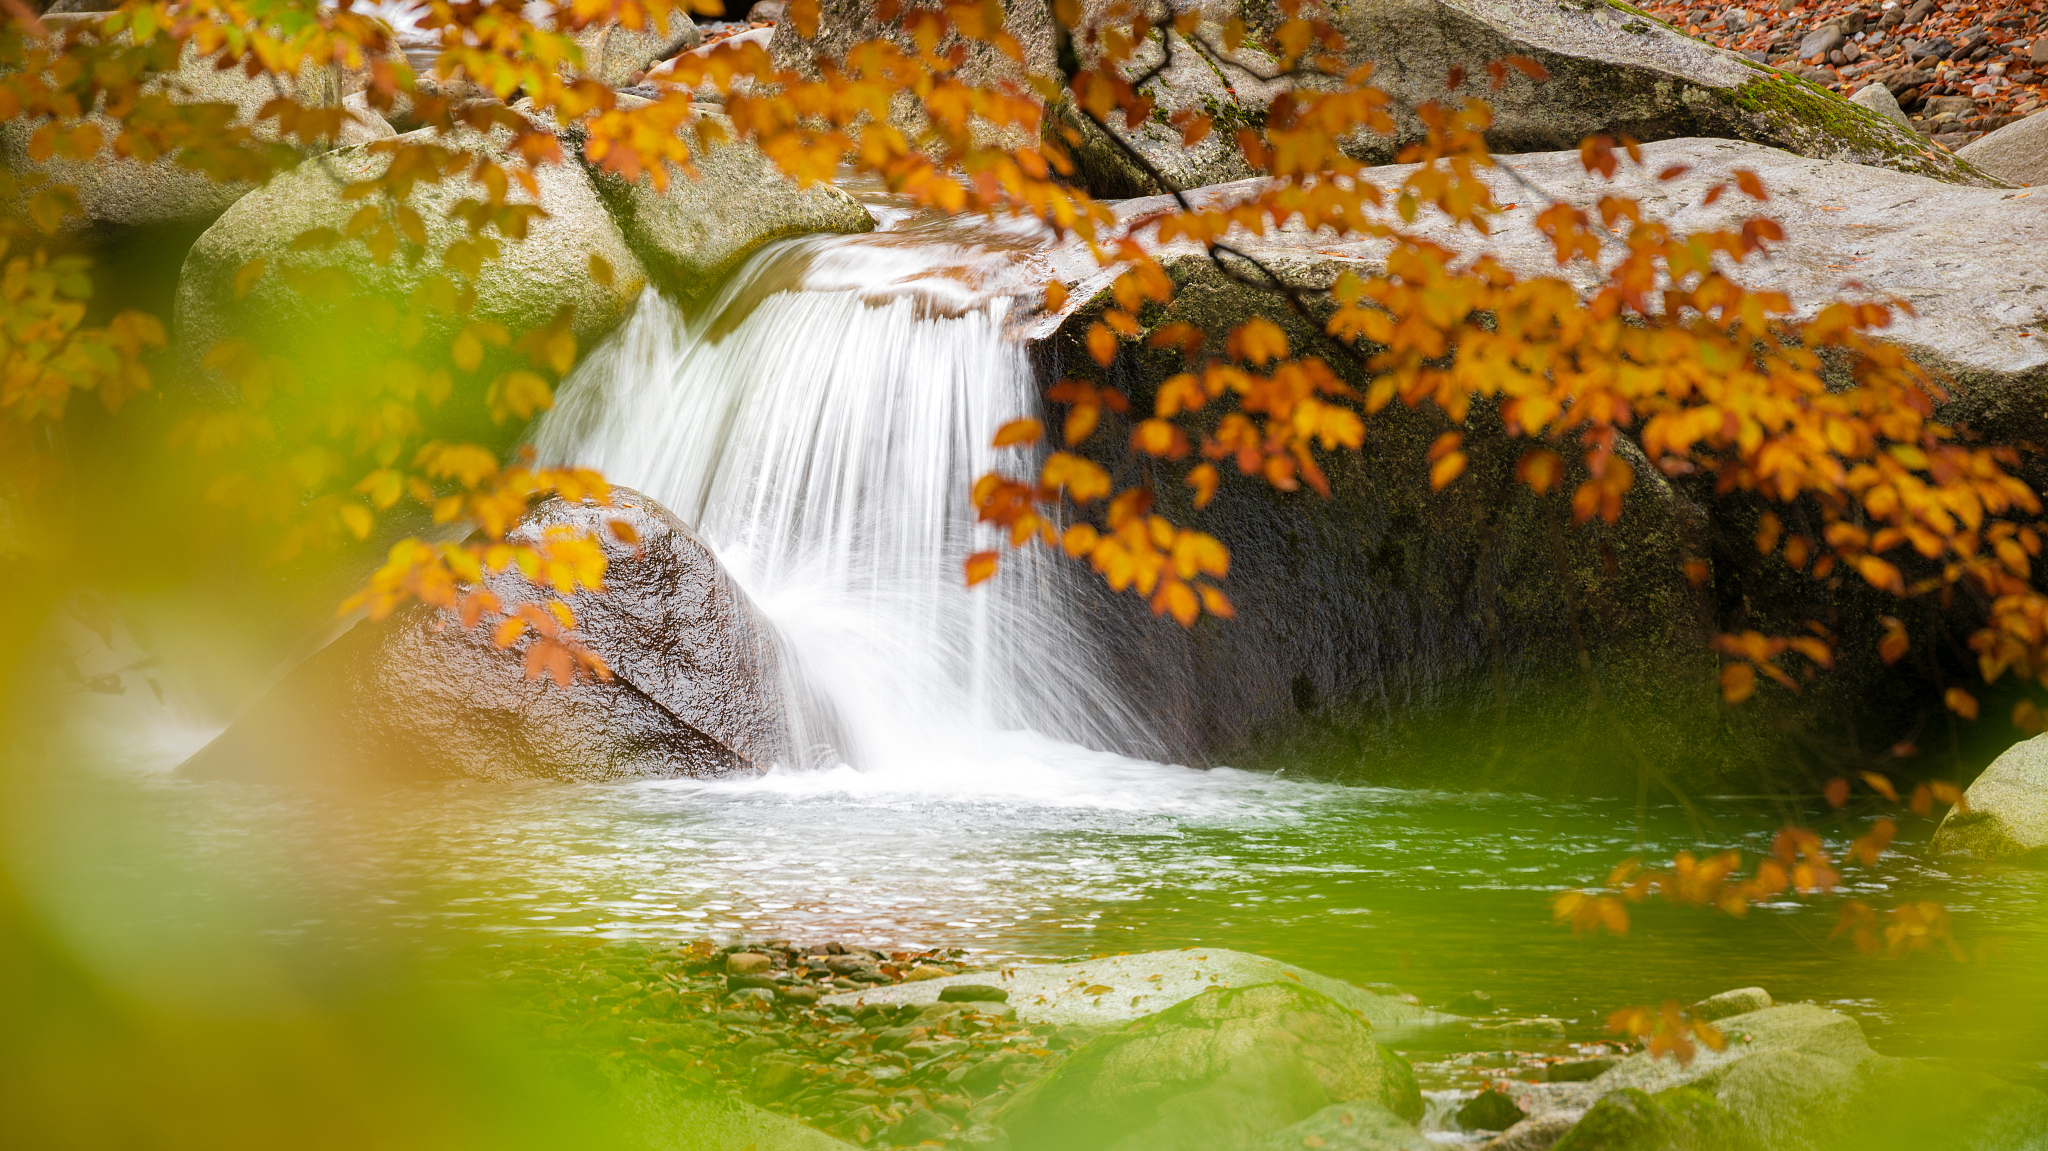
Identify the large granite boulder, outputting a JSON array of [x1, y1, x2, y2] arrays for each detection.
[[1494, 1004, 2048, 1151], [1932, 733, 2048, 865], [994, 982, 1425, 1151], [172, 124, 649, 444], [570, 17, 702, 88], [1286, 0, 1993, 186], [1957, 110, 2048, 188], [1027, 137, 2048, 788], [178, 489, 790, 784], [1, 29, 368, 233], [572, 102, 876, 307]]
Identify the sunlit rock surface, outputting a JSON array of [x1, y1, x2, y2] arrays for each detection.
[[178, 489, 790, 784], [994, 982, 1425, 1151], [1933, 733, 2048, 865], [819, 949, 1451, 1032]]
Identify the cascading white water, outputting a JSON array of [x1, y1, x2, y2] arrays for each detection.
[[534, 212, 1159, 777]]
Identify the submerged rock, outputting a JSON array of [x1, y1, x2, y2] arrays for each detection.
[[818, 949, 1451, 1033], [1932, 733, 2048, 865], [178, 488, 789, 784], [994, 982, 1424, 1151]]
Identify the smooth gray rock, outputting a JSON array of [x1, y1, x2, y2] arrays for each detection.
[[995, 982, 1423, 1151], [1693, 987, 1773, 1021], [570, 17, 702, 88], [1798, 26, 1848, 61], [1932, 733, 2048, 864], [173, 124, 648, 438], [575, 103, 875, 306], [177, 488, 790, 784], [1850, 81, 1912, 128], [1958, 110, 2048, 187], [1, 38, 349, 231], [818, 949, 1451, 1033]]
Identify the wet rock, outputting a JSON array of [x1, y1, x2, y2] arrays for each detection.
[[728, 952, 775, 975], [177, 489, 791, 785], [1692, 987, 1773, 1022], [904, 964, 951, 982], [939, 985, 1011, 1004], [1251, 1101, 1435, 1151], [1548, 1087, 1741, 1151], [1446, 991, 1497, 1016], [889, 1107, 958, 1145], [729, 987, 777, 1007], [1957, 110, 2048, 187], [995, 983, 1422, 1151], [1545, 1058, 1619, 1083], [1931, 733, 2048, 865], [728, 975, 783, 991], [821, 950, 1449, 1032], [1459, 1088, 1529, 1133], [1034, 137, 2048, 788], [571, 103, 874, 307]]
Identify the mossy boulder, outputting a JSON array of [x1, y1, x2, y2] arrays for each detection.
[[172, 124, 649, 448], [1291, 0, 1994, 186], [994, 982, 1422, 1151], [1931, 732, 2048, 865]]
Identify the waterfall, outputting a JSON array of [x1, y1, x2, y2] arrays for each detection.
[[534, 222, 1159, 776]]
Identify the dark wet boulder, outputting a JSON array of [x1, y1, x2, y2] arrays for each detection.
[[178, 488, 789, 784], [994, 982, 1423, 1151]]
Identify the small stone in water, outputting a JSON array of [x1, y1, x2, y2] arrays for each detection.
[[1546, 1056, 1619, 1082], [904, 964, 951, 982], [728, 987, 776, 1006], [1456, 1087, 1526, 1132], [726, 952, 773, 975], [1445, 990, 1496, 1015], [938, 984, 1010, 1003], [1692, 986, 1773, 1021]]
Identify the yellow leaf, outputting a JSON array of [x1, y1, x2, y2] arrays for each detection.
[[965, 550, 999, 586], [339, 503, 373, 541], [1087, 322, 1118, 367], [1044, 281, 1068, 312], [993, 418, 1044, 448], [1944, 687, 1979, 720], [1429, 451, 1467, 490], [1185, 463, 1219, 508], [1720, 662, 1756, 705]]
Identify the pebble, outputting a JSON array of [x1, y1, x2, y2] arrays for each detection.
[[726, 951, 772, 975]]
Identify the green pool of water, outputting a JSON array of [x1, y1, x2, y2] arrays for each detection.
[[15, 737, 2045, 1077]]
